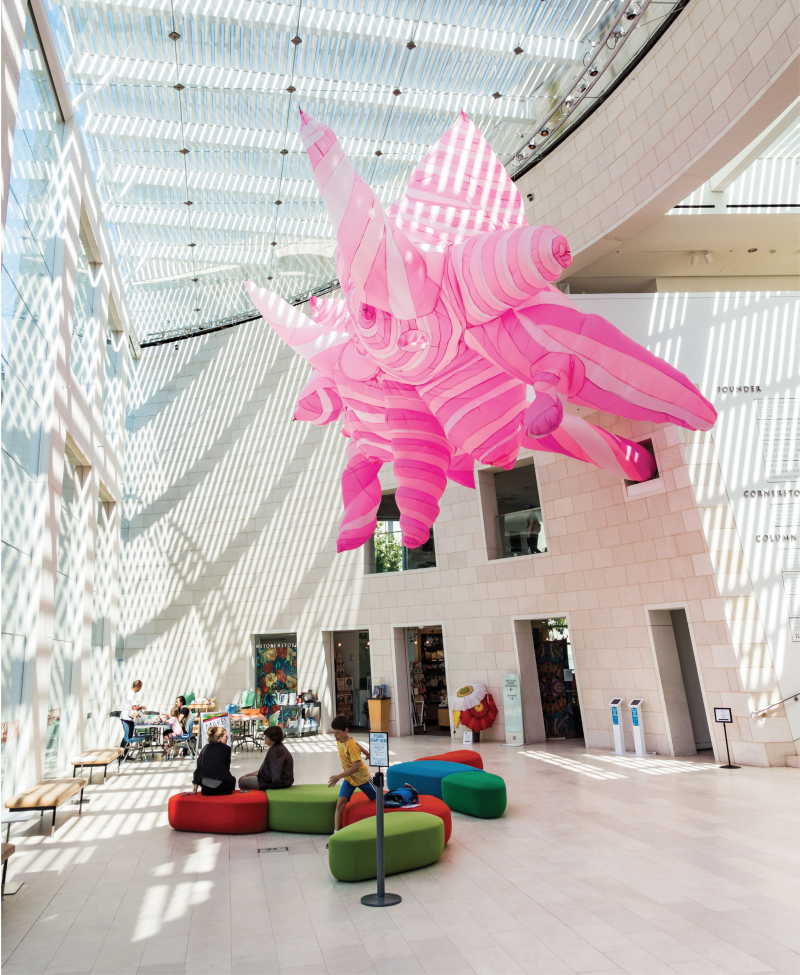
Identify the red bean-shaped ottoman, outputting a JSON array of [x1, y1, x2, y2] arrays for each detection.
[[168, 790, 268, 834], [417, 749, 484, 770], [342, 791, 452, 842]]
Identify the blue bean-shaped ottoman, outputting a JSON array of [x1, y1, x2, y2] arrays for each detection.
[[386, 761, 480, 800]]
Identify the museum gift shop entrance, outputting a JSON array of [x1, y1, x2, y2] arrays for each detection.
[[404, 625, 450, 736], [333, 630, 372, 729]]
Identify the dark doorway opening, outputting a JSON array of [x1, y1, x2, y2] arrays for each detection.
[[531, 618, 583, 739]]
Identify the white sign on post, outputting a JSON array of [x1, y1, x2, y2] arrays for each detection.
[[462, 729, 473, 745], [503, 673, 524, 745], [199, 712, 231, 747], [369, 731, 389, 768]]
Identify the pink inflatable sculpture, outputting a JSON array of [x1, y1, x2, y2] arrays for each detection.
[[246, 111, 716, 553]]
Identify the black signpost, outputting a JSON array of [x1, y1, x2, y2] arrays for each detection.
[[714, 708, 740, 769], [361, 731, 401, 908]]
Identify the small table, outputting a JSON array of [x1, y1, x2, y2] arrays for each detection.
[[230, 714, 262, 751], [135, 723, 168, 757], [188, 703, 215, 715]]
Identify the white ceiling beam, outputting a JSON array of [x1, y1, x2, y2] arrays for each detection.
[[104, 205, 335, 235], [71, 55, 540, 119], [57, 1, 589, 62], [710, 99, 800, 192], [117, 241, 329, 263]]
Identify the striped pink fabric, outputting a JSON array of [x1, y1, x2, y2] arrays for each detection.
[[244, 109, 716, 554]]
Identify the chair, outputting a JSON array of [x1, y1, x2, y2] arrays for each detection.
[[240, 690, 255, 709], [183, 692, 196, 706], [167, 714, 196, 760], [119, 721, 149, 763]]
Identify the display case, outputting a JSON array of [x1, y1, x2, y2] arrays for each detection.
[[334, 644, 354, 721], [422, 632, 447, 723]]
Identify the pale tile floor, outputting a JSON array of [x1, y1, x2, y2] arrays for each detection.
[[2, 736, 798, 975]]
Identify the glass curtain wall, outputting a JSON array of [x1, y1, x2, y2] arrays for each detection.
[[1, 14, 64, 798], [44, 455, 82, 777]]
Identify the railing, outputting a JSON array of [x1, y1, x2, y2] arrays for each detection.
[[140, 277, 341, 348], [497, 507, 547, 559], [751, 693, 799, 718], [507, 0, 690, 180]]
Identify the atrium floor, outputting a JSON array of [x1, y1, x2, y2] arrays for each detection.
[[2, 736, 798, 975]]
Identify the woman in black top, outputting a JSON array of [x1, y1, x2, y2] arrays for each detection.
[[239, 725, 294, 791], [175, 696, 190, 731], [191, 727, 236, 796]]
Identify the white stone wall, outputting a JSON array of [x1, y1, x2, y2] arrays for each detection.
[[123, 293, 799, 767]]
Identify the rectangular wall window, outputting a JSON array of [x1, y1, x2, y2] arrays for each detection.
[[372, 493, 436, 572], [69, 230, 98, 398], [1, 12, 64, 798], [493, 462, 547, 558]]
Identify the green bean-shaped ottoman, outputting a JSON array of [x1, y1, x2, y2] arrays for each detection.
[[267, 785, 339, 833], [328, 812, 445, 882], [440, 771, 507, 819]]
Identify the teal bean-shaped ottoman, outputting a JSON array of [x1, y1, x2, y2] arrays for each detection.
[[328, 811, 445, 882], [267, 784, 339, 833], [441, 771, 507, 819]]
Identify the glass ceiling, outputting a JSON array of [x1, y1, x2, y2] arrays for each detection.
[[43, 0, 686, 340]]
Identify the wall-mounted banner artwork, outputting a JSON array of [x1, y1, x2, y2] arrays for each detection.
[[256, 638, 298, 708], [246, 110, 716, 557]]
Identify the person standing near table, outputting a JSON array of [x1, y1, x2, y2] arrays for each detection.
[[239, 726, 294, 791], [120, 680, 145, 747]]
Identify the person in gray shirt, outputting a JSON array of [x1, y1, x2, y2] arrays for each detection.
[[239, 725, 294, 791]]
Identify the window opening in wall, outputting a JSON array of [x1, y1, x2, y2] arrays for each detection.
[[405, 626, 449, 736], [333, 630, 371, 728], [624, 438, 659, 492], [530, 618, 582, 739], [372, 493, 436, 572], [70, 227, 98, 398], [495, 462, 547, 558], [649, 609, 712, 756], [254, 634, 316, 737]]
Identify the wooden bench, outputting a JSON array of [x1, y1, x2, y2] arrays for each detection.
[[71, 747, 125, 783], [5, 778, 89, 834], [1, 842, 15, 895]]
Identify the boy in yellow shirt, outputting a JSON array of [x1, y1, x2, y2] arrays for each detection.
[[327, 714, 376, 837]]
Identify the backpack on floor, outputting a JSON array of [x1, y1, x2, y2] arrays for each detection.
[[383, 784, 420, 808]]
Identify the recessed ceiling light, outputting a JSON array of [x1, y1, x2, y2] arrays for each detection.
[[540, 126, 550, 137], [275, 200, 282, 205], [375, 149, 383, 156], [173, 83, 185, 91], [286, 85, 296, 94], [528, 142, 536, 150], [179, 147, 190, 155], [184, 199, 193, 206], [492, 92, 502, 99], [392, 88, 402, 96], [280, 148, 289, 155], [169, 30, 180, 40], [291, 35, 302, 45], [406, 40, 416, 50], [589, 64, 599, 76], [748, 247, 757, 253], [513, 46, 523, 55], [188, 242, 196, 247]]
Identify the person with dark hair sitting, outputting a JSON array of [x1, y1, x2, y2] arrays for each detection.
[[191, 727, 236, 796], [238, 726, 294, 791]]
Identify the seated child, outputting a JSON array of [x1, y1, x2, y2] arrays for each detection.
[[160, 706, 185, 753], [327, 714, 374, 843]]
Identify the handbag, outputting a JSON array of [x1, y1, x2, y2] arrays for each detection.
[[383, 784, 420, 808], [201, 777, 222, 789]]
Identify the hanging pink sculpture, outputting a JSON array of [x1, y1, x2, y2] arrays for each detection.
[[246, 111, 716, 554]]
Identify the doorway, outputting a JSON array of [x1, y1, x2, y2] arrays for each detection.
[[530, 618, 583, 739], [333, 630, 372, 729], [648, 609, 712, 756], [404, 625, 450, 736]]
